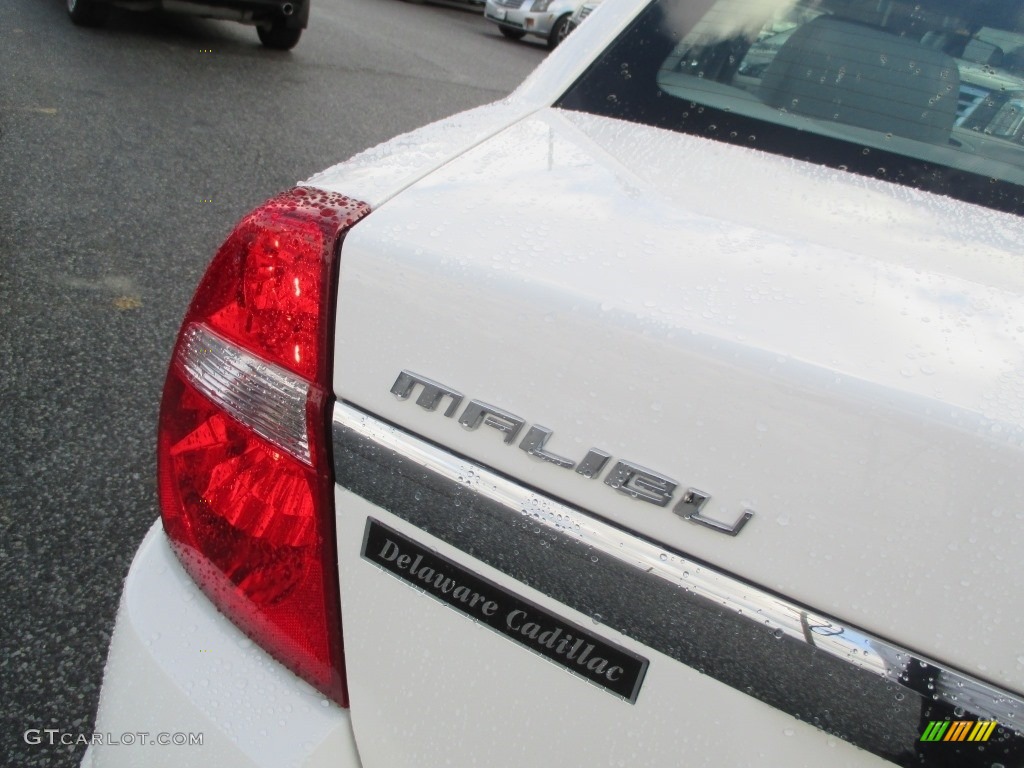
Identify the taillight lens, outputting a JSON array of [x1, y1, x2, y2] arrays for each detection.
[[157, 187, 370, 706]]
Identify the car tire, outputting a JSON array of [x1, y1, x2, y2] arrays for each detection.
[[546, 13, 571, 48], [499, 26, 526, 40], [257, 23, 303, 50], [67, 0, 108, 27]]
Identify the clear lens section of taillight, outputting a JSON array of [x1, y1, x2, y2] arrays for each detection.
[[177, 323, 314, 465], [157, 187, 370, 706]]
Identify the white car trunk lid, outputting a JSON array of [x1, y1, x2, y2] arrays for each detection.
[[325, 106, 1024, 762]]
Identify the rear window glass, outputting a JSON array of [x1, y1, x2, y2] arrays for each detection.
[[557, 0, 1024, 214]]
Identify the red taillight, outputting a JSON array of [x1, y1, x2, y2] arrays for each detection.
[[157, 187, 370, 706]]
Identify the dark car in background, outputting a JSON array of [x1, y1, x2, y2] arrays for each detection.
[[66, 0, 308, 49]]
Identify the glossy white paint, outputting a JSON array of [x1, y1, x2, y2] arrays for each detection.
[[329, 104, 1024, 701], [304, 0, 644, 208], [336, 488, 893, 768], [84, 521, 362, 768], [305, 101, 536, 211]]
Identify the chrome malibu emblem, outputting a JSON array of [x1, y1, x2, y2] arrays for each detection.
[[390, 370, 754, 536]]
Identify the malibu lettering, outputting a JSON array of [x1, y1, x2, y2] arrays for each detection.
[[389, 369, 754, 535]]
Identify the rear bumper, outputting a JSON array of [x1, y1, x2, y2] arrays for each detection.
[[83, 520, 361, 768], [112, 0, 309, 27]]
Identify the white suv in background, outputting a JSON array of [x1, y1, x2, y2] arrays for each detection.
[[484, 0, 582, 48]]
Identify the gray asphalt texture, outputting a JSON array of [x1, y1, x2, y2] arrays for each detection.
[[0, 2, 543, 765]]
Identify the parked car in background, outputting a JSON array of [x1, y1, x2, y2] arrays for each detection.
[[84, 0, 1024, 766], [484, 0, 581, 48], [66, 0, 308, 49]]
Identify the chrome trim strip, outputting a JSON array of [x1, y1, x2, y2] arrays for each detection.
[[332, 401, 1024, 766]]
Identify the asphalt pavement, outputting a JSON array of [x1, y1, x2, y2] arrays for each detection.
[[0, 2, 543, 765]]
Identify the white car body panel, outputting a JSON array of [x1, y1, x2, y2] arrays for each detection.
[[305, 0, 645, 208], [330, 106, 1024, 694], [84, 522, 361, 768], [336, 488, 892, 767], [306, 101, 538, 211]]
